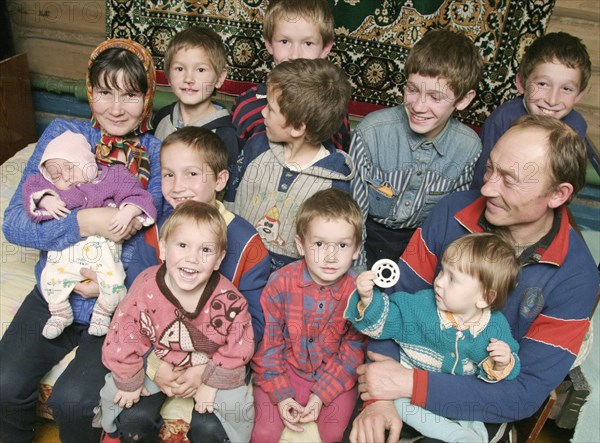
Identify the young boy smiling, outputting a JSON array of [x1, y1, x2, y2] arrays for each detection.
[[349, 28, 484, 269], [153, 27, 242, 171], [471, 32, 594, 188], [100, 201, 255, 443], [126, 126, 270, 342]]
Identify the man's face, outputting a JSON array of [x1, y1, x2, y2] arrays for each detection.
[[480, 126, 559, 240]]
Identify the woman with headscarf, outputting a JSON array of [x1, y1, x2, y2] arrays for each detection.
[[0, 39, 163, 443]]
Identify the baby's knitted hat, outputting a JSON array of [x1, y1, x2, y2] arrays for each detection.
[[39, 130, 98, 182]]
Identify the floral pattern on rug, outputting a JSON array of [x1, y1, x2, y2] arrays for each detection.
[[106, 0, 555, 137]]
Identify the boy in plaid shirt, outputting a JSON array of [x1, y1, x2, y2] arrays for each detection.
[[251, 188, 366, 443]]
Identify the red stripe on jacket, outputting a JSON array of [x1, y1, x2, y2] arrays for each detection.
[[400, 228, 438, 285], [525, 314, 591, 356]]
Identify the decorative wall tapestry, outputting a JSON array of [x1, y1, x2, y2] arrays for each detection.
[[106, 0, 556, 126]]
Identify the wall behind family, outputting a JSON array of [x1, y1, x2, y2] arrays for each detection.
[[6, 0, 600, 152]]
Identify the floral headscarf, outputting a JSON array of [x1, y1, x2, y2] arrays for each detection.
[[86, 38, 156, 189]]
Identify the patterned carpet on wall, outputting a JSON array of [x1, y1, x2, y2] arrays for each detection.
[[106, 0, 556, 125]]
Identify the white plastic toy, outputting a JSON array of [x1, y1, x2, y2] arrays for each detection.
[[371, 258, 400, 288]]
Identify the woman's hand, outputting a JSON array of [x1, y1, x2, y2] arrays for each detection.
[[78, 207, 142, 242], [74, 268, 100, 299], [109, 205, 142, 235]]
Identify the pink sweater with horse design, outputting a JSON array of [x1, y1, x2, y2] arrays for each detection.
[[102, 264, 254, 392]]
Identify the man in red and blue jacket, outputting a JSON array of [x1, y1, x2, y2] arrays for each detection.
[[348, 115, 599, 443]]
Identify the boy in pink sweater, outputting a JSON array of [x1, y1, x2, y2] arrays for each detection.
[[99, 201, 255, 443]]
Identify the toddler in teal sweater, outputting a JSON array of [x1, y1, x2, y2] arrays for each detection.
[[345, 232, 521, 443]]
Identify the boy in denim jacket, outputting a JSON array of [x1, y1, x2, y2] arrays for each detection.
[[349, 28, 483, 269]]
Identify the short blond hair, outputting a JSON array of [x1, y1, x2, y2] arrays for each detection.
[[159, 200, 227, 254], [442, 233, 519, 310], [295, 188, 362, 247], [263, 0, 335, 45], [163, 26, 226, 81]]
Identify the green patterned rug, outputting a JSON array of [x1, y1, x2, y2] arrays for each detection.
[[106, 0, 556, 125]]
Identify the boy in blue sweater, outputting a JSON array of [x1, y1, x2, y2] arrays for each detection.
[[346, 233, 520, 443], [472, 32, 594, 188], [126, 126, 270, 342]]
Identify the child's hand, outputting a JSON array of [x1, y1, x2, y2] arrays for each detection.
[[278, 398, 305, 432], [193, 384, 218, 414], [356, 271, 377, 304], [298, 394, 323, 423], [39, 195, 70, 219], [109, 205, 141, 234], [113, 386, 149, 408], [487, 338, 512, 370], [173, 364, 207, 398]]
